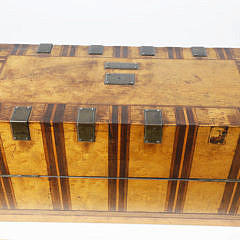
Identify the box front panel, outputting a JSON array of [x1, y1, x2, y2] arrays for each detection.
[[70, 178, 108, 211], [11, 177, 52, 210], [64, 123, 108, 176], [128, 125, 176, 178], [0, 122, 48, 175], [127, 180, 228, 214]]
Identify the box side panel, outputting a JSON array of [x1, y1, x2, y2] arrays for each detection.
[[190, 127, 240, 179]]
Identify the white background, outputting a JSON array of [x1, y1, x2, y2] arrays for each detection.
[[0, 0, 240, 239]]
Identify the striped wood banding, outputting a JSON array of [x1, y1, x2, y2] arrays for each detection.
[[229, 183, 240, 214], [69, 46, 77, 57], [167, 47, 174, 59], [108, 105, 119, 211], [215, 48, 225, 60], [224, 48, 233, 60], [113, 46, 121, 58], [0, 178, 7, 208], [236, 61, 240, 73], [52, 104, 72, 210], [165, 107, 187, 212], [175, 107, 198, 213], [118, 106, 130, 212], [218, 133, 240, 214], [122, 47, 128, 58], [0, 57, 7, 76], [61, 45, 69, 57], [0, 104, 16, 209], [167, 47, 183, 59], [175, 47, 183, 59], [10, 44, 20, 55], [41, 104, 62, 210], [17, 44, 29, 56]]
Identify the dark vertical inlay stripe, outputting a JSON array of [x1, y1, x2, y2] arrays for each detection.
[[41, 104, 62, 210], [224, 48, 233, 60], [175, 107, 198, 213], [236, 61, 240, 73], [10, 44, 20, 55], [113, 46, 121, 58], [53, 104, 71, 210], [18, 44, 28, 56], [108, 106, 119, 211], [61, 45, 69, 57], [122, 47, 128, 58], [218, 133, 240, 214], [0, 178, 7, 209], [165, 107, 186, 212], [229, 183, 240, 215], [168, 47, 174, 59], [175, 47, 183, 59], [118, 106, 130, 212], [70, 45, 77, 57], [215, 48, 225, 60], [0, 104, 16, 209]]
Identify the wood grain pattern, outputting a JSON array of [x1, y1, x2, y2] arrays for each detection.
[[128, 125, 175, 178], [127, 180, 169, 212], [70, 179, 108, 211], [183, 181, 226, 213], [64, 123, 108, 176], [11, 178, 52, 209], [190, 127, 240, 179], [2, 209, 240, 226], [1, 56, 240, 107], [0, 122, 48, 175]]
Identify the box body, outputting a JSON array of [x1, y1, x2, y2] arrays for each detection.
[[0, 44, 240, 225]]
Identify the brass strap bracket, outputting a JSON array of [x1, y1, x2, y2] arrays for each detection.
[[10, 106, 32, 141]]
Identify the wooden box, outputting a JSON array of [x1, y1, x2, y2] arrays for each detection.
[[0, 44, 240, 225]]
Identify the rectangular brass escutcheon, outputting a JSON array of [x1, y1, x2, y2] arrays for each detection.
[[144, 109, 163, 144], [140, 46, 155, 56], [88, 45, 104, 55], [192, 47, 207, 57], [10, 106, 32, 141], [105, 73, 135, 85], [77, 108, 96, 142], [104, 62, 139, 70], [37, 43, 53, 54]]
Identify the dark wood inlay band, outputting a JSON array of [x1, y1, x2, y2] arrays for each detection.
[[108, 106, 119, 211], [118, 106, 130, 212], [41, 104, 62, 210], [53, 104, 72, 210]]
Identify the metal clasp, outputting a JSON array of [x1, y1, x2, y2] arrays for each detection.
[[144, 109, 163, 144], [10, 106, 32, 141], [77, 108, 96, 142]]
